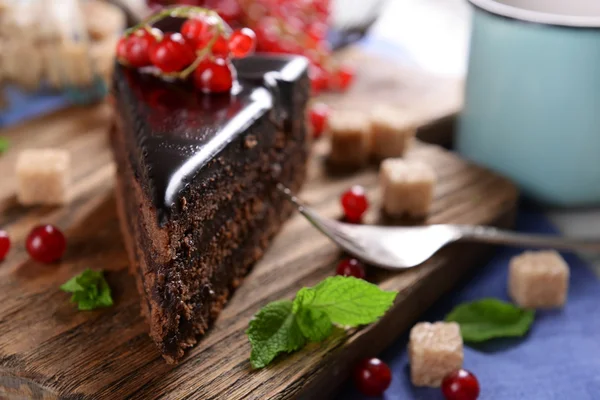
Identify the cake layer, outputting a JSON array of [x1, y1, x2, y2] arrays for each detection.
[[111, 55, 310, 362]]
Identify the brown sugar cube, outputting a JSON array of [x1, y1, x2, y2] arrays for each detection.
[[380, 158, 436, 217], [370, 106, 417, 159], [3, 41, 43, 90], [16, 149, 71, 206], [409, 322, 463, 387], [59, 42, 94, 87], [508, 250, 569, 309], [328, 111, 371, 167], [82, 1, 126, 41]]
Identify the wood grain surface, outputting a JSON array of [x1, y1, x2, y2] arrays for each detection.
[[0, 53, 509, 400]]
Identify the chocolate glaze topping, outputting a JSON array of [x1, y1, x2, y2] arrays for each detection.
[[113, 55, 309, 225]]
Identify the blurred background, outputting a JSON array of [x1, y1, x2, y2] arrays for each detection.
[[0, 0, 470, 125], [0, 0, 598, 264]]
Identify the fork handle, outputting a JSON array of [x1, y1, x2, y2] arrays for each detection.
[[456, 225, 600, 253]]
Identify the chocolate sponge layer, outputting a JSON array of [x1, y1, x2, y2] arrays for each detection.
[[110, 56, 309, 363]]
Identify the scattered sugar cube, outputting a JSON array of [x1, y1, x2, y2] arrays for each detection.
[[328, 111, 371, 167], [370, 106, 417, 160], [16, 149, 71, 206], [3, 42, 43, 90], [508, 250, 569, 309], [379, 158, 436, 217], [409, 322, 464, 387]]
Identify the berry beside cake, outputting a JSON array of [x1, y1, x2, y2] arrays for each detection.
[[110, 7, 310, 363]]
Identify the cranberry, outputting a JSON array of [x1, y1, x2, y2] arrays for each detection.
[[335, 64, 355, 91], [340, 186, 369, 223], [118, 29, 157, 67], [26, 225, 66, 264], [441, 369, 480, 400], [150, 33, 196, 73], [229, 28, 257, 58], [193, 58, 236, 93], [0, 230, 10, 261], [308, 103, 329, 138], [336, 258, 366, 279], [353, 357, 392, 396]]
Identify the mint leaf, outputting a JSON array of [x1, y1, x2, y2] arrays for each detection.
[[246, 300, 305, 369], [292, 276, 397, 326], [445, 298, 535, 342], [295, 307, 332, 342], [0, 137, 9, 154], [60, 269, 113, 311], [247, 277, 398, 368]]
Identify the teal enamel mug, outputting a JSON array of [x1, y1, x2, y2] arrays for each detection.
[[457, 0, 600, 207]]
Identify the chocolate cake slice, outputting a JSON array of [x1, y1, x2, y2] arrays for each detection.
[[110, 55, 309, 363]]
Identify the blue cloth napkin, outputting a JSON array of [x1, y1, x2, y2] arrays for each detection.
[[338, 208, 600, 399], [0, 85, 70, 127]]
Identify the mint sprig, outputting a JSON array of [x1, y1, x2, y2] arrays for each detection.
[[0, 137, 9, 154], [445, 298, 535, 342], [60, 269, 113, 311], [247, 276, 397, 369]]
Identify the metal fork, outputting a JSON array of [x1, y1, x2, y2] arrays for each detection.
[[277, 184, 600, 270]]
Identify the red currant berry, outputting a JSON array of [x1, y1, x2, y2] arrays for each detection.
[[341, 186, 369, 223], [336, 258, 366, 279], [211, 35, 230, 58], [0, 230, 10, 261], [307, 22, 327, 42], [255, 17, 280, 52], [335, 64, 355, 91], [26, 225, 66, 264], [229, 28, 257, 58], [441, 369, 480, 400], [205, 0, 242, 24], [150, 33, 196, 73], [308, 102, 329, 138], [353, 358, 392, 396], [181, 18, 211, 46], [120, 29, 157, 67], [193, 58, 236, 93], [309, 65, 329, 94], [176, 0, 203, 4]]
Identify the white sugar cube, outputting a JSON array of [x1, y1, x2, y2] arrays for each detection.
[[508, 250, 569, 309], [370, 107, 416, 160], [328, 111, 371, 168], [16, 149, 71, 206], [380, 158, 436, 217], [409, 322, 464, 387]]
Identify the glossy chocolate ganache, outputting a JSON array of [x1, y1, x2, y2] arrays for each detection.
[[111, 53, 310, 362], [114, 55, 309, 224]]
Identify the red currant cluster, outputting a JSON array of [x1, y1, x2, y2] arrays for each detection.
[[116, 6, 257, 93], [146, 0, 356, 95]]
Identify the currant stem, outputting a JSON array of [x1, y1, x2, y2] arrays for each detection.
[[125, 6, 225, 37]]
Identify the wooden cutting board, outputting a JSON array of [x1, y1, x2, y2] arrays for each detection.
[[0, 54, 513, 400]]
